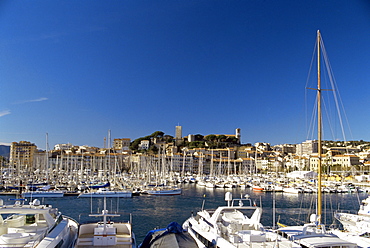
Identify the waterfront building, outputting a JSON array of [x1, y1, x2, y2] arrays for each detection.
[[236, 146, 255, 158], [291, 155, 310, 171], [9, 141, 37, 168], [237, 157, 254, 174], [259, 157, 268, 171], [254, 155, 264, 171], [309, 154, 328, 172], [309, 153, 360, 172], [326, 146, 360, 154], [170, 152, 194, 173], [332, 154, 361, 167]]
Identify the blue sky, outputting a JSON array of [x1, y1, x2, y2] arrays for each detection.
[[1, 0, 369, 150]]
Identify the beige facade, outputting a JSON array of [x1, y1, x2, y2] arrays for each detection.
[[309, 153, 360, 171], [332, 154, 360, 167], [10, 141, 37, 168], [113, 138, 131, 151]]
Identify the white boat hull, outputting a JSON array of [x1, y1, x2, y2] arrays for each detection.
[[22, 191, 64, 198], [0, 199, 78, 248], [146, 189, 182, 195], [78, 191, 132, 198]]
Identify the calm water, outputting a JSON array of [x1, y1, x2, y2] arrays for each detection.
[[4, 184, 368, 244]]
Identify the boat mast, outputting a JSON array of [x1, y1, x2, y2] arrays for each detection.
[[317, 30, 322, 223]]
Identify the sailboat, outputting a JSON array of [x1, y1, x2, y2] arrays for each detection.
[[145, 147, 182, 196], [276, 31, 357, 248], [78, 131, 133, 198], [21, 134, 65, 198]]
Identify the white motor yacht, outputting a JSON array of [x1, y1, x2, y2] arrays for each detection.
[[331, 195, 370, 247], [75, 197, 136, 247], [183, 192, 301, 248], [277, 215, 358, 248], [0, 198, 78, 248]]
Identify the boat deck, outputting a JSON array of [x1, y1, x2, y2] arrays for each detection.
[[75, 226, 134, 247]]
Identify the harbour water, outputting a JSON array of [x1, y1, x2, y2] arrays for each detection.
[[3, 184, 367, 244]]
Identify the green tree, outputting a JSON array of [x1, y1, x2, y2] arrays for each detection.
[[217, 135, 226, 143], [194, 134, 204, 141], [151, 131, 164, 138], [189, 141, 206, 149], [205, 134, 217, 142]]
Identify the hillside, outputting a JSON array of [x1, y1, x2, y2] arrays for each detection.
[[0, 145, 10, 159]]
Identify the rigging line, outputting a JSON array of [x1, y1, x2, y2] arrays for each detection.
[[321, 37, 354, 144], [328, 194, 337, 227], [306, 95, 318, 141], [321, 43, 345, 142], [305, 37, 319, 139], [322, 96, 336, 140], [304, 193, 315, 223], [298, 194, 305, 224]]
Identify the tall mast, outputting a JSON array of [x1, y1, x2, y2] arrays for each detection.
[[46, 132, 49, 182], [317, 30, 322, 223]]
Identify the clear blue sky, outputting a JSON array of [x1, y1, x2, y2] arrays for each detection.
[[1, 0, 369, 150]]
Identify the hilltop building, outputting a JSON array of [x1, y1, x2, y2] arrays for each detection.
[[175, 126, 182, 139], [54, 143, 73, 151], [175, 125, 183, 145], [139, 140, 150, 150], [113, 138, 131, 151]]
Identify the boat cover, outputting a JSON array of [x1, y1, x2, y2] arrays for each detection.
[[139, 222, 198, 248], [89, 182, 110, 189]]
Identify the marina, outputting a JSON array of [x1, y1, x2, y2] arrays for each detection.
[[1, 2, 369, 247], [0, 183, 366, 246]]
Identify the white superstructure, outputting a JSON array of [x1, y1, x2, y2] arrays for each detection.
[[0, 198, 78, 248]]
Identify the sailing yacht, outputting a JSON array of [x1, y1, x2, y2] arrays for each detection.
[[276, 30, 357, 248], [146, 186, 182, 195]]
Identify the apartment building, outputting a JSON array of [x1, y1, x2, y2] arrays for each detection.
[[113, 138, 131, 151], [10, 141, 37, 168]]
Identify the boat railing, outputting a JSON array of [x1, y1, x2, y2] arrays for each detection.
[[334, 209, 357, 215], [8, 198, 27, 206], [78, 212, 132, 224], [225, 192, 255, 207]]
